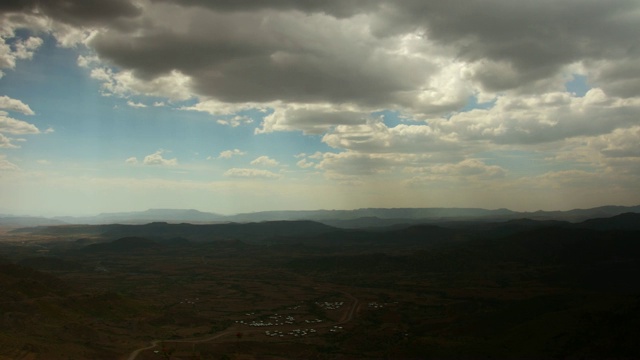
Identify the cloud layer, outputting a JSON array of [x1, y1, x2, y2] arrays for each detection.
[[1, 0, 639, 211]]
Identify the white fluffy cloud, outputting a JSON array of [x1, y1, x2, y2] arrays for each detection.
[[142, 150, 177, 166], [217, 115, 253, 128], [595, 126, 640, 159], [218, 149, 246, 159], [0, 111, 40, 135], [296, 158, 315, 169], [250, 156, 279, 167], [322, 119, 462, 154], [0, 97, 40, 148], [429, 89, 640, 145], [0, 96, 35, 115], [0, 34, 43, 70], [257, 104, 369, 135], [125, 156, 138, 165], [89, 67, 192, 100], [180, 100, 261, 117], [0, 133, 18, 148], [127, 100, 147, 108]]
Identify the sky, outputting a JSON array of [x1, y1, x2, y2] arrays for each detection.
[[1, 0, 639, 216]]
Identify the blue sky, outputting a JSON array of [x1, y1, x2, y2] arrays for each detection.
[[1, 1, 639, 216]]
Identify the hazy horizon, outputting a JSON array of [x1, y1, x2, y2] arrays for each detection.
[[2, 1, 640, 216], [4, 203, 640, 220]]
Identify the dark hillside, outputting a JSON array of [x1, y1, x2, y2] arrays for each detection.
[[3, 212, 640, 359], [10, 224, 115, 236], [441, 218, 570, 238], [289, 226, 640, 290], [100, 220, 337, 241], [12, 220, 338, 242], [0, 262, 70, 300], [0, 261, 149, 359], [18, 256, 85, 271], [573, 212, 640, 231], [82, 236, 158, 253], [262, 223, 458, 252]]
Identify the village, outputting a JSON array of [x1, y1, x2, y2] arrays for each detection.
[[230, 300, 352, 338]]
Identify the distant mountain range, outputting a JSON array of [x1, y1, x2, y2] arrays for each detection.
[[54, 208, 226, 225], [10, 220, 338, 243], [1, 205, 639, 228], [0, 216, 67, 227], [9, 213, 640, 256]]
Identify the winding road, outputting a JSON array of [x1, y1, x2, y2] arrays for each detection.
[[126, 330, 239, 360], [338, 290, 359, 323]]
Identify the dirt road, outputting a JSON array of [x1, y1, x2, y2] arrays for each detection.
[[126, 330, 240, 360]]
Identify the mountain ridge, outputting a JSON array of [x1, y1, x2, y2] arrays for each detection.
[[1, 205, 639, 227]]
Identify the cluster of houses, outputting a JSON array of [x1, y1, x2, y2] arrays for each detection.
[[268, 314, 296, 324], [235, 313, 300, 327], [264, 328, 318, 337], [179, 297, 199, 305], [247, 320, 274, 327], [329, 325, 343, 332], [264, 330, 285, 337], [368, 301, 383, 309], [230, 300, 351, 338], [315, 301, 344, 310], [236, 313, 328, 327]]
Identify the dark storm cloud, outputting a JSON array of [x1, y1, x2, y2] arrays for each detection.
[[90, 29, 267, 80], [7, 0, 640, 114], [6, 0, 638, 106], [0, 0, 141, 26], [83, 0, 639, 106], [89, 8, 431, 106], [589, 60, 640, 98], [0, 0, 31, 12], [373, 0, 640, 93], [148, 0, 383, 18], [187, 53, 420, 105]]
